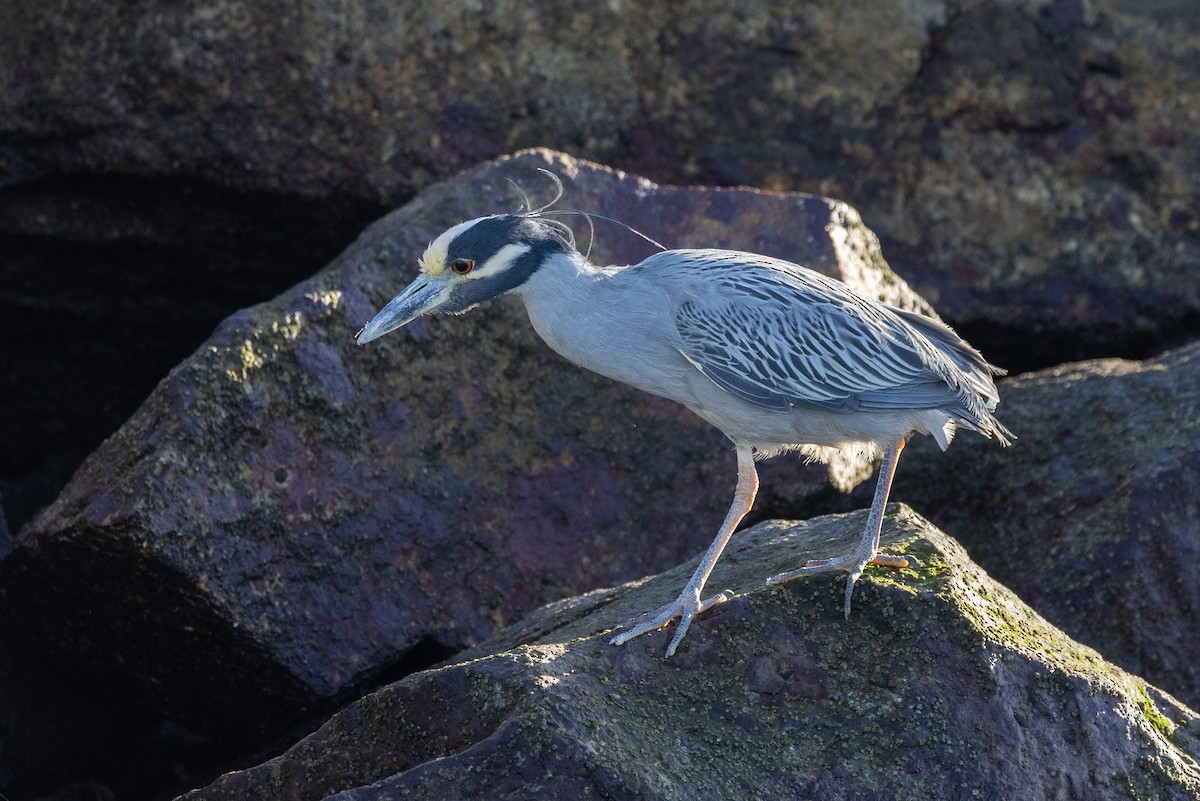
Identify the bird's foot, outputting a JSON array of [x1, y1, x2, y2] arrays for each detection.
[[610, 587, 734, 657], [766, 552, 917, 618]]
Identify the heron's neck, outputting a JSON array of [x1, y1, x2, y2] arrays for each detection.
[[511, 251, 627, 357], [510, 250, 689, 401], [513, 251, 617, 304]]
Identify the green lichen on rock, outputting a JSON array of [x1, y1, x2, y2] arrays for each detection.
[[1138, 683, 1180, 741], [187, 506, 1200, 801], [890, 344, 1200, 714]]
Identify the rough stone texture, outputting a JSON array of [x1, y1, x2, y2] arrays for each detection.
[[866, 2, 1200, 360], [0, 178, 382, 532], [1115, 0, 1200, 26], [181, 509, 1200, 801], [5, 0, 1200, 533], [0, 150, 933, 746], [877, 342, 1200, 712], [0, 0, 943, 201]]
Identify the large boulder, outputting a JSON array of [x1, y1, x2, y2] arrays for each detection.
[[5, 1, 1200, 529], [860, 2, 1200, 363], [878, 342, 1200, 711], [0, 0, 945, 202], [0, 150, 933, 749], [181, 509, 1200, 801]]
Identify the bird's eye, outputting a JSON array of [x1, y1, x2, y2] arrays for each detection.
[[451, 258, 474, 275]]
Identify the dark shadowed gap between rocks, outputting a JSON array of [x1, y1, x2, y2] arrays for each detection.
[[363, 635, 463, 690], [0, 174, 390, 533], [169, 637, 465, 801], [951, 316, 1200, 377], [0, 566, 459, 801]]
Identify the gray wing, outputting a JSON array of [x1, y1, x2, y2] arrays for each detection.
[[662, 250, 998, 424]]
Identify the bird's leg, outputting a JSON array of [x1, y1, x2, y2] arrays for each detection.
[[611, 444, 759, 657], [766, 437, 912, 617]]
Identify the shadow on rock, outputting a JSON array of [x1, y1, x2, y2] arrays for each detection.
[[183, 509, 1200, 801]]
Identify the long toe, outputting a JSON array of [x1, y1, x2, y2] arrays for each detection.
[[864, 553, 917, 569], [766, 552, 858, 585], [767, 550, 915, 586], [766, 550, 915, 617], [610, 602, 681, 647]]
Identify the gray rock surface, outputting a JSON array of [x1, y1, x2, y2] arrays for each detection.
[[874, 342, 1200, 713], [2, 2, 1198, 798], [5, 0, 1200, 527], [0, 150, 931, 743], [181, 509, 1200, 801]]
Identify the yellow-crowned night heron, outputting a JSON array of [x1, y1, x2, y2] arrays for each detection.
[[357, 181, 1012, 657]]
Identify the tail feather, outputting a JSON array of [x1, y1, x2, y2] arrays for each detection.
[[888, 306, 1014, 446]]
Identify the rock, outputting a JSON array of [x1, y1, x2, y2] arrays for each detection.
[[859, 2, 1200, 369], [0, 0, 945, 201], [5, 0, 1200, 531], [1115, 0, 1200, 27], [880, 342, 1200, 712], [0, 150, 933, 745], [181, 508, 1200, 801], [0, 496, 10, 559], [0, 182, 383, 535]]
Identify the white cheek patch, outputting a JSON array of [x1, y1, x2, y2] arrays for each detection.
[[471, 243, 532, 279]]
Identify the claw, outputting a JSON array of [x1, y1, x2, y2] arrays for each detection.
[[766, 550, 913, 619], [608, 445, 757, 658], [610, 589, 733, 657], [765, 439, 911, 620]]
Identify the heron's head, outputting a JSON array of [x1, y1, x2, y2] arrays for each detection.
[[356, 213, 575, 345]]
